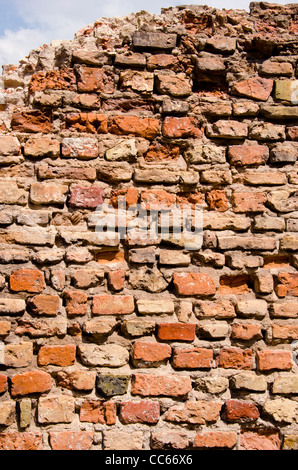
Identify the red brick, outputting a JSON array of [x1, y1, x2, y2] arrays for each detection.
[[228, 144, 269, 166], [49, 431, 94, 451], [172, 347, 213, 369], [110, 188, 139, 208], [11, 371, 52, 397], [157, 323, 196, 342], [233, 192, 267, 213], [38, 345, 76, 367], [92, 294, 134, 315], [162, 116, 201, 138], [145, 142, 180, 162], [108, 270, 125, 291], [132, 374, 192, 397], [217, 347, 253, 370], [132, 341, 172, 367], [120, 401, 160, 424], [257, 350, 293, 371], [10, 269, 45, 293], [0, 375, 7, 394], [218, 274, 250, 294], [240, 431, 281, 450], [206, 189, 228, 212], [69, 186, 104, 208], [147, 54, 179, 70], [77, 66, 114, 93], [173, 273, 216, 296], [79, 400, 116, 425], [225, 400, 260, 422], [231, 323, 263, 341], [0, 432, 43, 450], [109, 116, 159, 139], [193, 431, 238, 449], [64, 291, 88, 316], [28, 295, 60, 316], [140, 189, 176, 210], [232, 77, 273, 101], [276, 273, 298, 297], [64, 113, 108, 134], [11, 110, 52, 133], [30, 69, 76, 92]]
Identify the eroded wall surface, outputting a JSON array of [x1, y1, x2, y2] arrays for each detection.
[[0, 2, 297, 450]]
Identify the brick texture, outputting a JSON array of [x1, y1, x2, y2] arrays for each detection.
[[0, 2, 297, 450]]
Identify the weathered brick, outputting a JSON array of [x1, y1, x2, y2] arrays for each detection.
[[107, 270, 125, 291], [4, 342, 33, 368], [64, 112, 108, 133], [79, 400, 116, 424], [120, 70, 154, 93], [0, 432, 43, 450], [57, 370, 96, 391], [69, 186, 104, 208], [228, 144, 269, 166], [230, 371, 267, 392], [231, 323, 262, 341], [225, 400, 260, 422], [240, 431, 281, 450], [276, 273, 298, 297], [10, 269, 45, 293], [233, 192, 266, 213], [151, 431, 189, 450], [207, 120, 248, 139], [271, 324, 298, 342], [173, 273, 216, 296], [0, 135, 20, 155], [133, 32, 177, 50], [49, 432, 94, 451], [30, 183, 68, 205], [132, 341, 172, 367], [103, 430, 143, 451], [162, 117, 201, 138], [30, 69, 76, 92], [131, 374, 192, 397], [272, 375, 298, 394], [120, 401, 160, 424], [193, 431, 238, 449], [92, 294, 134, 315], [78, 343, 129, 367], [236, 300, 267, 318], [11, 371, 52, 397], [155, 73, 192, 97], [96, 375, 129, 397], [257, 350, 293, 371], [0, 401, 15, 426], [38, 395, 75, 424], [217, 347, 253, 370], [173, 347, 213, 369], [64, 291, 88, 316], [0, 181, 27, 205], [77, 66, 114, 93], [232, 77, 273, 101], [61, 137, 99, 159], [11, 110, 52, 133], [109, 116, 159, 139], [165, 400, 222, 425], [263, 398, 298, 423], [38, 345, 76, 367], [0, 298, 26, 316], [0, 375, 8, 394], [28, 295, 60, 316], [24, 136, 60, 158]]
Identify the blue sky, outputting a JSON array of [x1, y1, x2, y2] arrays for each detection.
[[0, 0, 291, 69]]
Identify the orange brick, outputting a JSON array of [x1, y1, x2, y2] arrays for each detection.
[[109, 116, 159, 139], [217, 347, 253, 370], [10, 269, 45, 293], [173, 273, 216, 296], [11, 371, 52, 397], [193, 431, 238, 449], [257, 350, 293, 371], [79, 401, 116, 425], [38, 345, 76, 367], [132, 341, 172, 367], [157, 323, 196, 342], [120, 401, 160, 424], [49, 431, 94, 451], [172, 347, 213, 369]]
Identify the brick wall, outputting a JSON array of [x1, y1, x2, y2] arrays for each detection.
[[0, 2, 297, 451]]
